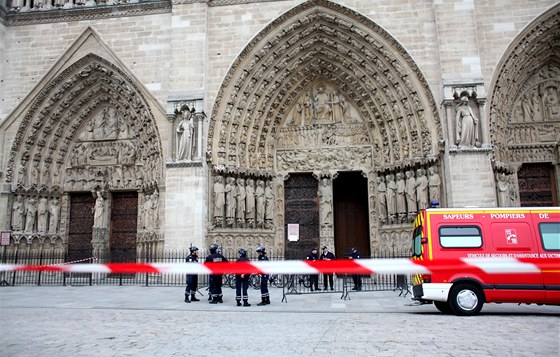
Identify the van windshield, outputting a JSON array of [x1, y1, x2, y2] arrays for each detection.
[[412, 226, 423, 257]]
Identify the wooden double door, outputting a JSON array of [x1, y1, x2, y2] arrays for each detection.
[[67, 191, 138, 262], [284, 172, 370, 260]]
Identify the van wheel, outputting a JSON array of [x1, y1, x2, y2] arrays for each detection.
[[449, 284, 484, 316], [434, 301, 453, 314]]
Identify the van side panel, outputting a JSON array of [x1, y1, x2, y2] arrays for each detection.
[[418, 208, 560, 305]]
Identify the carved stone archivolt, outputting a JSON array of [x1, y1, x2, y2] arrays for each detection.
[[207, 0, 442, 171], [488, 3, 560, 165], [6, 53, 164, 251]]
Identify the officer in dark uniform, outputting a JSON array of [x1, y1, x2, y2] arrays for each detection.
[[256, 245, 270, 306], [306, 247, 320, 291], [205, 243, 228, 304], [349, 247, 362, 291], [184, 246, 200, 303], [320, 246, 336, 291], [235, 249, 251, 307]]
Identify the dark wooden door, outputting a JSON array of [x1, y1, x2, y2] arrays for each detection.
[[284, 173, 319, 259], [110, 192, 138, 263], [67, 193, 95, 262], [518, 163, 558, 207], [334, 172, 370, 258]]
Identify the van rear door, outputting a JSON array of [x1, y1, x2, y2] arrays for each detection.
[[534, 210, 560, 304]]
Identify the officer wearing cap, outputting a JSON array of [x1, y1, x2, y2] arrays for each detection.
[[184, 246, 200, 303], [256, 246, 270, 306], [320, 246, 336, 291], [235, 249, 251, 307], [206, 243, 228, 304], [349, 247, 362, 291], [306, 247, 320, 291]]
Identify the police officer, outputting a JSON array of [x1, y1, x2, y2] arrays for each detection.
[[205, 243, 228, 304], [306, 247, 320, 291], [184, 246, 200, 303], [320, 246, 336, 291], [256, 246, 270, 306], [235, 249, 251, 307], [349, 247, 362, 291]]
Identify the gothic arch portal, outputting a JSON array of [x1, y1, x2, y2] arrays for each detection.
[[5, 50, 164, 254], [488, 3, 560, 206], [208, 0, 442, 170], [206, 0, 443, 255]]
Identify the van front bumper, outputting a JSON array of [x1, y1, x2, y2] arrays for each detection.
[[413, 283, 452, 302]]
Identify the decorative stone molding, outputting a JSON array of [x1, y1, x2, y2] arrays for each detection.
[[0, 1, 171, 25]]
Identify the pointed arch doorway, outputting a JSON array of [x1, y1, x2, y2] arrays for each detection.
[[333, 172, 369, 259]]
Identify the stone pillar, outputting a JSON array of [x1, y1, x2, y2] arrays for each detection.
[[366, 170, 379, 253], [195, 99, 205, 161], [166, 113, 176, 162], [317, 171, 335, 251]]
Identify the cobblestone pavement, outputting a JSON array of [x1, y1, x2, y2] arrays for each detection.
[[1, 285, 559, 357]]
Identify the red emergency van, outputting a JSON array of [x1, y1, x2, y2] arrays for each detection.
[[411, 207, 560, 315]]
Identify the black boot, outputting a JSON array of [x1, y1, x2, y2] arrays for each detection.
[[217, 296, 223, 303], [184, 295, 190, 303], [209, 296, 218, 304], [236, 300, 242, 307], [257, 298, 267, 306], [266, 296, 271, 305], [190, 294, 200, 302], [243, 300, 251, 307]]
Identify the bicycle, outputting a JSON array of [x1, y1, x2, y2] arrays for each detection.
[[268, 274, 288, 288]]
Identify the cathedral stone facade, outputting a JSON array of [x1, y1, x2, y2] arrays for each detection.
[[0, 0, 558, 261]]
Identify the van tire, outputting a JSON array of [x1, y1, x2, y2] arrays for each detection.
[[434, 301, 453, 314], [449, 283, 484, 316]]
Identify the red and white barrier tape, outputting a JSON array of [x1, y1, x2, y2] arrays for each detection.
[[0, 258, 557, 275]]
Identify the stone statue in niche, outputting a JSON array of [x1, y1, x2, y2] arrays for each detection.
[[405, 170, 417, 220], [385, 174, 397, 224], [236, 178, 246, 226], [415, 169, 429, 210], [496, 173, 509, 207], [151, 190, 160, 229], [37, 196, 49, 233], [24, 196, 37, 232], [396, 172, 406, 222], [455, 96, 479, 147], [92, 190, 106, 229], [176, 108, 195, 161], [48, 197, 61, 234], [543, 86, 560, 121], [315, 86, 331, 121], [225, 176, 237, 227], [318, 177, 333, 228], [376, 176, 387, 224], [428, 166, 441, 205], [265, 180, 275, 229], [213, 175, 225, 226], [11, 195, 24, 231], [245, 178, 256, 227], [507, 175, 517, 207], [255, 179, 266, 228]]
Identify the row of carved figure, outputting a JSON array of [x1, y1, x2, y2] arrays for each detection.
[[376, 166, 441, 224], [213, 174, 274, 229], [11, 195, 61, 234]]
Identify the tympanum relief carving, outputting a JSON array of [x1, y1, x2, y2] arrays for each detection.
[[276, 83, 372, 172], [507, 64, 560, 163]]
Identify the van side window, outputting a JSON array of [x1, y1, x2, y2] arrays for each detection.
[[539, 222, 560, 251], [439, 226, 482, 248]]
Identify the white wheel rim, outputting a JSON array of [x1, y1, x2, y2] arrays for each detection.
[[456, 289, 478, 311]]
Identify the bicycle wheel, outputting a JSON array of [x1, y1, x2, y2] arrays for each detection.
[[276, 274, 288, 288], [250, 274, 261, 289], [227, 274, 236, 289]]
